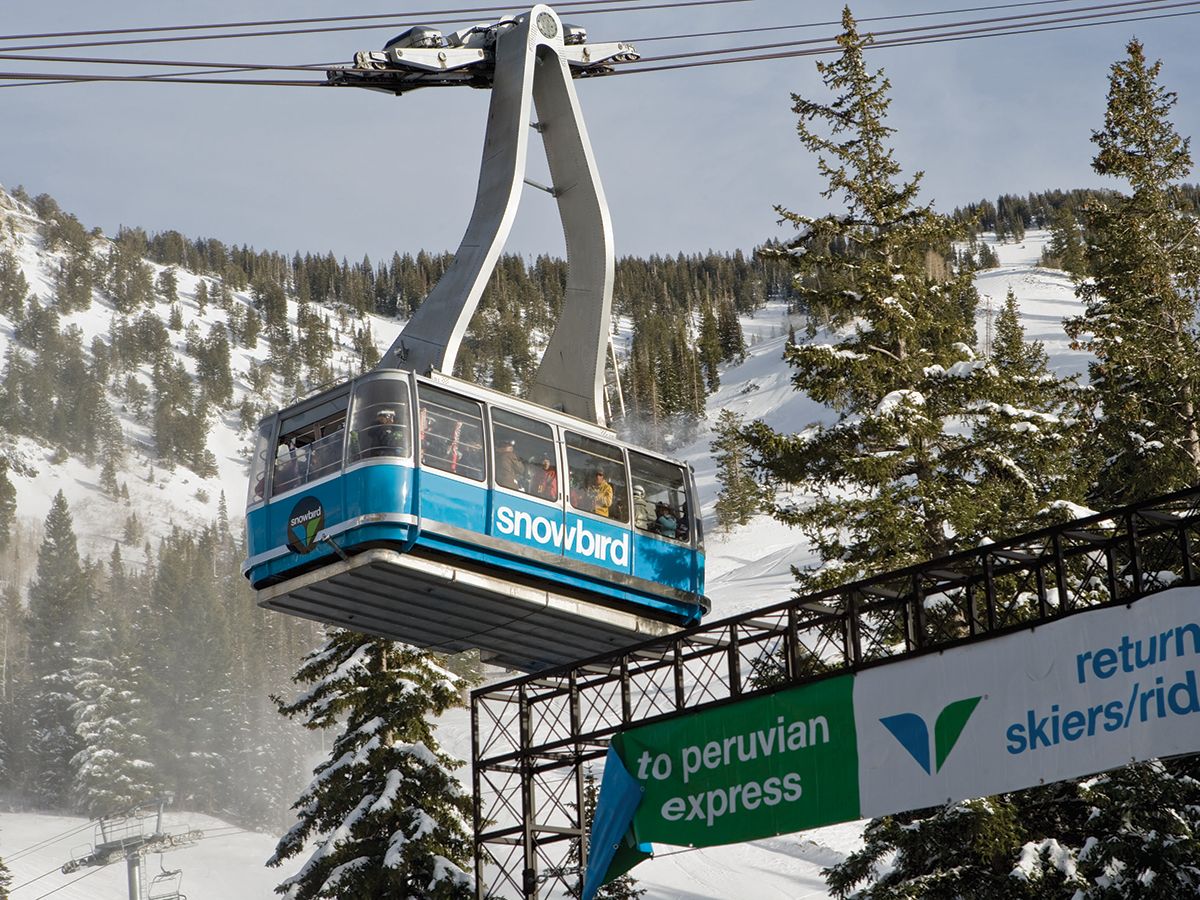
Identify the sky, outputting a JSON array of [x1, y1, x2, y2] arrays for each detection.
[[3, 0, 1199, 264]]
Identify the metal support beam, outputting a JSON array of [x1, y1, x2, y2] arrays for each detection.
[[377, 5, 615, 426]]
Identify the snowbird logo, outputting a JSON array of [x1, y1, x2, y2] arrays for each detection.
[[287, 496, 324, 555], [880, 696, 982, 775]]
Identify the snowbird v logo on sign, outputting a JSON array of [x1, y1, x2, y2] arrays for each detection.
[[287, 496, 324, 554], [879, 696, 982, 775]]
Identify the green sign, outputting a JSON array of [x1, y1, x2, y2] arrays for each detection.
[[613, 673, 859, 848]]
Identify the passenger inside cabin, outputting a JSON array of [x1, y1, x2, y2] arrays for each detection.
[[633, 484, 654, 530], [361, 409, 405, 457], [496, 437, 527, 490], [589, 469, 614, 518], [533, 455, 558, 501], [655, 502, 678, 537]]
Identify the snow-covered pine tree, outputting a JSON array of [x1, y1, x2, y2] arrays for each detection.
[[1064, 38, 1200, 506], [743, 8, 1085, 592], [966, 288, 1095, 539], [0, 460, 14, 548], [712, 409, 764, 531], [71, 647, 159, 817], [824, 38, 1200, 900], [269, 632, 474, 900], [71, 542, 160, 817], [24, 491, 89, 808]]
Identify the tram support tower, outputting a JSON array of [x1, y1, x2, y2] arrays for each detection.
[[331, 4, 634, 427]]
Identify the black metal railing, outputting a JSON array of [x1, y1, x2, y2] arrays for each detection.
[[471, 485, 1200, 899]]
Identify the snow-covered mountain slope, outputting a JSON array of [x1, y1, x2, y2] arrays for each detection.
[[0, 205, 1083, 897], [0, 186, 403, 574]]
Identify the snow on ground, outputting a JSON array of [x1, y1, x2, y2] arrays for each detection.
[[1, 811, 280, 900], [0, 227, 1086, 897]]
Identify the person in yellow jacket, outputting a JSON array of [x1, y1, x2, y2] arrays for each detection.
[[589, 469, 614, 517]]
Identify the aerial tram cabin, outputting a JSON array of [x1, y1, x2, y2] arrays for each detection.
[[243, 6, 709, 671]]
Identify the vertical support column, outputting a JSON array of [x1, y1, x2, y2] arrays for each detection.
[[519, 684, 538, 900], [126, 853, 141, 900], [569, 670, 586, 896], [471, 693, 486, 900]]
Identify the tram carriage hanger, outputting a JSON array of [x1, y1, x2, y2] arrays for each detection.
[[330, 3, 635, 426], [243, 6, 708, 673]]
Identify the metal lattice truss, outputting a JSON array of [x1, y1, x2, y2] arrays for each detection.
[[471, 486, 1200, 898]]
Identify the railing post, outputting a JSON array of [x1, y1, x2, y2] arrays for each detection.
[[673, 641, 686, 711], [983, 552, 997, 632], [1052, 531, 1070, 613], [620, 656, 632, 726], [845, 589, 863, 666], [727, 625, 742, 697], [911, 574, 927, 651], [1128, 509, 1143, 597], [786, 606, 802, 680]]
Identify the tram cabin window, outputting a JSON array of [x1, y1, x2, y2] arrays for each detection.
[[629, 451, 689, 542], [491, 407, 557, 500], [349, 379, 412, 462], [419, 385, 485, 481], [565, 432, 629, 523], [272, 392, 350, 497], [248, 419, 273, 505]]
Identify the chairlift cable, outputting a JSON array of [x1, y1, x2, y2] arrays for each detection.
[[5, 820, 95, 862], [10, 863, 70, 891], [27, 866, 104, 900]]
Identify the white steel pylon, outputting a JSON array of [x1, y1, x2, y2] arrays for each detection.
[[330, 5, 633, 426]]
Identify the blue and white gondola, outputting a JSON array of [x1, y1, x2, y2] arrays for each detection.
[[243, 371, 709, 670]]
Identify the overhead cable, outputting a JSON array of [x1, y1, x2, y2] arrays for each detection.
[[619, 6, 1200, 73], [0, 0, 751, 53], [630, 0, 1131, 41], [0, 0, 1177, 78], [630, 0, 1196, 65], [0, 2, 1193, 88], [0, 0, 669, 43]]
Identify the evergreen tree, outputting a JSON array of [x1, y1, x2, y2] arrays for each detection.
[[0, 248, 28, 319], [0, 461, 14, 550], [698, 304, 722, 392], [1043, 204, 1088, 276], [270, 633, 474, 900], [744, 9, 1020, 590], [24, 491, 89, 808], [1064, 39, 1200, 506], [71, 635, 160, 816], [157, 267, 179, 305], [712, 410, 764, 531]]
